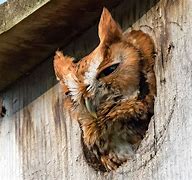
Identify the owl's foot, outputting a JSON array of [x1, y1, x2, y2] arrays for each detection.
[[101, 155, 122, 171], [101, 155, 117, 171]]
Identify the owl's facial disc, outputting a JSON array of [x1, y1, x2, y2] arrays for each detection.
[[85, 97, 97, 118]]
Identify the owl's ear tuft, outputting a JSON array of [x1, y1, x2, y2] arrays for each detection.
[[127, 30, 155, 59], [54, 51, 77, 95], [98, 7, 122, 45], [53, 51, 75, 81]]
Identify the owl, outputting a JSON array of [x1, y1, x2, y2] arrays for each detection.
[[54, 8, 156, 172]]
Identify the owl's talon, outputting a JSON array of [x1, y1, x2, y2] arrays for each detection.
[[101, 155, 119, 171]]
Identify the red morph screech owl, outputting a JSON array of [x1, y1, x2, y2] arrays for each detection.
[[54, 8, 156, 172]]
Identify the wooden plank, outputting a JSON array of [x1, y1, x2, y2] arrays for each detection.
[[0, 0, 192, 179], [0, 0, 123, 90]]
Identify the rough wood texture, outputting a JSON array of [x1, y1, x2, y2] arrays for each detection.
[[0, 0, 191, 179], [0, 0, 123, 90]]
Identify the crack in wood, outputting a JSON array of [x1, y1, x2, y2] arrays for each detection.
[[0, 97, 6, 118]]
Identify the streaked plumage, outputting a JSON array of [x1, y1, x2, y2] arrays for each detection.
[[54, 8, 156, 171]]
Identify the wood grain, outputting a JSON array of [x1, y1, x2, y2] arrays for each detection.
[[0, 0, 191, 179]]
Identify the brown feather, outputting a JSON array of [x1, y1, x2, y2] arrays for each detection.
[[53, 8, 156, 172]]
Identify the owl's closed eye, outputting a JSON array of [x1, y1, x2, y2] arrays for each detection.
[[54, 8, 156, 172]]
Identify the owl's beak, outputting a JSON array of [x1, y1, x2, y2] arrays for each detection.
[[85, 97, 97, 118]]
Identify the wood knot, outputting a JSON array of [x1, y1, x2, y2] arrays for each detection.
[[0, 98, 6, 118]]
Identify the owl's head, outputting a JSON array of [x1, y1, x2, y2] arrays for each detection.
[[54, 8, 155, 118]]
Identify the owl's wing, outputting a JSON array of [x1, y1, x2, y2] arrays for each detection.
[[126, 30, 156, 112]]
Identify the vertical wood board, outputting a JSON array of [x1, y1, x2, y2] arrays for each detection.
[[0, 0, 191, 179]]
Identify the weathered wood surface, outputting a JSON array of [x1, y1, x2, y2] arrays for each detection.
[[0, 0, 192, 179]]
